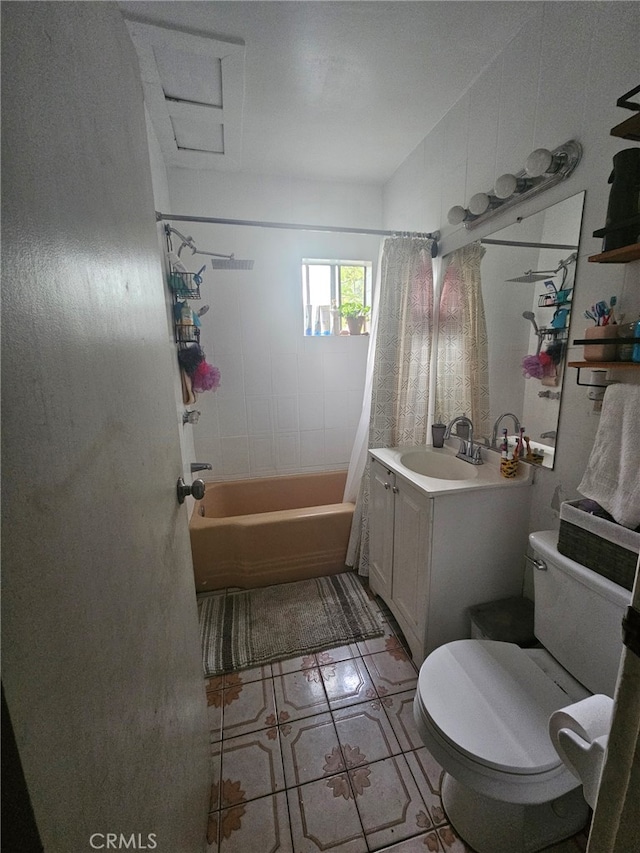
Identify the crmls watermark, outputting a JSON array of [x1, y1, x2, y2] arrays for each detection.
[[89, 834, 158, 850]]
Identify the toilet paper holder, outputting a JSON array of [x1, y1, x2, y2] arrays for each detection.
[[549, 694, 614, 809]]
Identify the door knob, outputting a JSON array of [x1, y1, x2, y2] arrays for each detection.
[[177, 477, 205, 504]]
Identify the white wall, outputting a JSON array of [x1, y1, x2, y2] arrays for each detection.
[[166, 169, 383, 479], [384, 0, 640, 532]]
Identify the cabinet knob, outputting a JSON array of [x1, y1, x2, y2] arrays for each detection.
[[392, 485, 399, 494], [383, 482, 390, 489]]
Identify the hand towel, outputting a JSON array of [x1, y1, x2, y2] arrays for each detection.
[[578, 384, 640, 529]]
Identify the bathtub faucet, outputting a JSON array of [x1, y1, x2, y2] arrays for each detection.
[[190, 462, 212, 473], [444, 416, 483, 465]]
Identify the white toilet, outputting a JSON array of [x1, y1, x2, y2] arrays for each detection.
[[413, 530, 631, 853]]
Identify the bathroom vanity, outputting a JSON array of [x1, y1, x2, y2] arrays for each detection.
[[368, 446, 533, 665]]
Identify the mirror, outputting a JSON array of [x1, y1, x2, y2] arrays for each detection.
[[440, 192, 585, 469]]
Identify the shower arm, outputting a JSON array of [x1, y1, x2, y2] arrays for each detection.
[[165, 224, 234, 260]]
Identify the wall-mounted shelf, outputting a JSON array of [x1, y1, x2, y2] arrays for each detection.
[[588, 243, 640, 264], [568, 361, 640, 370], [568, 361, 640, 387], [611, 85, 640, 141]]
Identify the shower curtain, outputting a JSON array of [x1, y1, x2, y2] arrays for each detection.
[[435, 242, 490, 440], [345, 235, 435, 575]]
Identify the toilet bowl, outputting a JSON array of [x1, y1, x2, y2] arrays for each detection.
[[413, 530, 631, 853], [413, 641, 590, 852]]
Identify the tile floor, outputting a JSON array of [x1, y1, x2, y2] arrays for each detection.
[[203, 589, 590, 853]]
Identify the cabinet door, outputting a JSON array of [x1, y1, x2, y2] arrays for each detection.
[[368, 459, 395, 600], [391, 477, 432, 645]]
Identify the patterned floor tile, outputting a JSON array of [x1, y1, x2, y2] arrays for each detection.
[[216, 791, 293, 853], [315, 643, 361, 665], [287, 775, 366, 853], [220, 727, 285, 805], [280, 712, 343, 788], [362, 650, 418, 697], [357, 627, 405, 657], [272, 653, 319, 677], [333, 700, 402, 766], [273, 667, 331, 721], [349, 754, 429, 850], [210, 744, 222, 812], [404, 747, 444, 807], [206, 689, 224, 744], [222, 676, 277, 738], [321, 657, 377, 709], [384, 689, 424, 752]]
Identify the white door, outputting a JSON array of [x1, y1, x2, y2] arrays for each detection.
[[1, 5, 209, 851]]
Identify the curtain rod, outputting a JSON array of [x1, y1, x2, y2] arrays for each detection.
[[481, 238, 579, 250], [156, 211, 439, 254]]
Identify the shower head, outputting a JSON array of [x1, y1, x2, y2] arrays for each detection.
[[210, 257, 254, 270], [506, 270, 557, 283], [522, 311, 540, 334]]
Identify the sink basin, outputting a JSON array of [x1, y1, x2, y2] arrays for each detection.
[[399, 450, 479, 481]]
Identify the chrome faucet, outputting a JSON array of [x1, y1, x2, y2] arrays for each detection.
[[190, 462, 212, 473], [491, 412, 521, 450], [444, 416, 483, 465]]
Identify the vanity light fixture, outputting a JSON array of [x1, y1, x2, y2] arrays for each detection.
[[447, 139, 582, 230]]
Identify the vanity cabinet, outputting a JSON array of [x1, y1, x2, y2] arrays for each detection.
[[369, 455, 532, 665]]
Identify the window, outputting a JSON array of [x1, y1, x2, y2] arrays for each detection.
[[302, 259, 373, 335]]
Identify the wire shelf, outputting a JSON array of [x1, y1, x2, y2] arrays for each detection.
[[168, 270, 202, 299], [175, 324, 201, 346]]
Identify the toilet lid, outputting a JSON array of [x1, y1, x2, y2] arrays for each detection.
[[417, 640, 575, 775]]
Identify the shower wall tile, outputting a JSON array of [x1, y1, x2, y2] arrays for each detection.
[[297, 354, 324, 393], [218, 437, 250, 477], [324, 392, 348, 430], [271, 354, 299, 396], [247, 398, 273, 436], [300, 431, 325, 467], [298, 394, 324, 432], [275, 396, 299, 433], [243, 353, 273, 397], [217, 395, 248, 437], [276, 433, 300, 469], [249, 436, 275, 473], [214, 352, 245, 399], [324, 428, 353, 466]]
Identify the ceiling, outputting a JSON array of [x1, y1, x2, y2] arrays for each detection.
[[119, 1, 539, 185]]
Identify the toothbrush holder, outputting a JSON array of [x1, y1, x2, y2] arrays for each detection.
[[583, 325, 618, 361]]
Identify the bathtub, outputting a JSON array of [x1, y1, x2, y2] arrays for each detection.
[[189, 470, 355, 591]]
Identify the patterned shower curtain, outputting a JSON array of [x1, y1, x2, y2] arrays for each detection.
[[346, 235, 435, 576], [435, 242, 490, 440]]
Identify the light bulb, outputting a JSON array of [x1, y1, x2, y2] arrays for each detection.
[[447, 205, 469, 225], [525, 148, 563, 177], [468, 192, 497, 216], [494, 173, 533, 199]]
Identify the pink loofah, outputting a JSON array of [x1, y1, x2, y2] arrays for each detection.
[[191, 360, 221, 393]]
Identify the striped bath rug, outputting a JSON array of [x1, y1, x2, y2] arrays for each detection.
[[199, 572, 383, 677]]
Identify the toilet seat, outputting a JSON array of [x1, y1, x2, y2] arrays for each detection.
[[414, 640, 584, 803]]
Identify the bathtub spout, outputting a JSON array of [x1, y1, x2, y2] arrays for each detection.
[[190, 462, 212, 473]]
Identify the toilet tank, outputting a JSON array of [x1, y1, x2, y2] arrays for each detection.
[[530, 530, 632, 697]]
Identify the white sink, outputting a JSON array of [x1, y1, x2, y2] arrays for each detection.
[[399, 450, 479, 481]]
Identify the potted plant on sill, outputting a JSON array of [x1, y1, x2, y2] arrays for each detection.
[[339, 301, 371, 335]]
